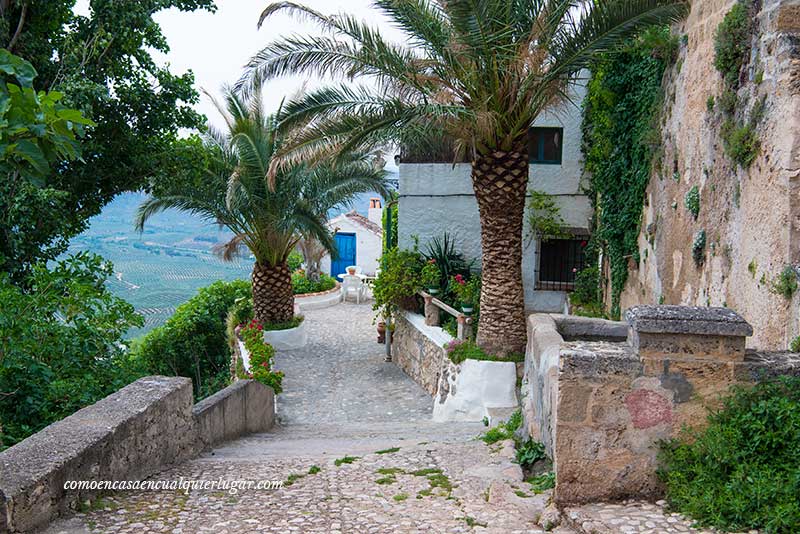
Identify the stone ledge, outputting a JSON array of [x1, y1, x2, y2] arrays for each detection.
[[0, 376, 275, 533], [625, 305, 753, 337], [550, 314, 627, 341]]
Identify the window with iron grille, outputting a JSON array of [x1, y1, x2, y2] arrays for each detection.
[[535, 237, 587, 291], [528, 127, 563, 165]]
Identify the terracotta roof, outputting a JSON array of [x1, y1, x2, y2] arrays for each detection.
[[344, 210, 382, 235]]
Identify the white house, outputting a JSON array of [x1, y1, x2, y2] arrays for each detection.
[[320, 198, 384, 277], [397, 79, 592, 312]]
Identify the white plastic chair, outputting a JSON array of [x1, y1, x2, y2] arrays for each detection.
[[341, 274, 365, 303]]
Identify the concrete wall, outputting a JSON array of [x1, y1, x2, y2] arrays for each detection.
[[397, 79, 592, 312], [392, 311, 452, 396], [321, 213, 383, 276], [0, 376, 275, 533], [619, 1, 800, 350], [522, 306, 800, 505]]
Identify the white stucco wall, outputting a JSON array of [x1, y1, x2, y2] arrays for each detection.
[[398, 80, 591, 312], [320, 214, 383, 277]]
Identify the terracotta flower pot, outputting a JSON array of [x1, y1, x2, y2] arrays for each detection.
[[377, 321, 386, 344]]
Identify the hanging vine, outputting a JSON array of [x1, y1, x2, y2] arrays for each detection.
[[581, 26, 678, 318]]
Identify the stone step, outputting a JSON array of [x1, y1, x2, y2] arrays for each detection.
[[203, 421, 486, 461]]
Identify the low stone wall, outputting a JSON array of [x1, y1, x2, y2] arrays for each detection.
[[523, 306, 800, 506], [392, 311, 451, 395], [520, 314, 627, 458], [0, 376, 274, 533]]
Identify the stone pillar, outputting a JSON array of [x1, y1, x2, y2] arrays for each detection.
[[625, 306, 753, 372], [457, 315, 473, 341], [423, 295, 439, 326]]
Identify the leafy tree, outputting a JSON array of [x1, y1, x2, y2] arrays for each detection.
[[0, 0, 215, 284], [0, 48, 94, 283], [240, 0, 688, 355], [0, 252, 144, 449], [135, 88, 388, 324]]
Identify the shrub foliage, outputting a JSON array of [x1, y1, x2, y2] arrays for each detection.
[[0, 253, 143, 448], [659, 377, 800, 533], [130, 279, 251, 399]]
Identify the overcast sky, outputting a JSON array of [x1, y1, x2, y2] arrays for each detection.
[[75, 0, 404, 135]]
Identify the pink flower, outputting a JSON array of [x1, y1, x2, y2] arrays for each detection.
[[572, 268, 577, 273], [454, 274, 465, 285]]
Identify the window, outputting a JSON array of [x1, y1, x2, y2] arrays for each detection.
[[528, 127, 563, 165], [535, 237, 588, 291]]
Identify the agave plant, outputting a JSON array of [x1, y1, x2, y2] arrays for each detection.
[[135, 87, 388, 324], [239, 0, 688, 355]]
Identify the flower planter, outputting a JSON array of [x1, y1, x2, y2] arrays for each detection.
[[262, 319, 308, 350]]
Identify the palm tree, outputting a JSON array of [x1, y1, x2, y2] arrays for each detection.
[[135, 87, 388, 324], [238, 0, 688, 355]]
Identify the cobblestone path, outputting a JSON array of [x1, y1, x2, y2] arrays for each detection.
[[45, 302, 744, 534]]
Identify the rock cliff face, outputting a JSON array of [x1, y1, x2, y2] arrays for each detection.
[[620, 0, 800, 349]]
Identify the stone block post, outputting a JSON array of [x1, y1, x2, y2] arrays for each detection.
[[423, 295, 440, 326], [457, 315, 473, 341], [625, 306, 753, 372]]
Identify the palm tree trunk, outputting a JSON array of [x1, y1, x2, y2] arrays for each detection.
[[252, 261, 294, 325], [472, 146, 529, 356]]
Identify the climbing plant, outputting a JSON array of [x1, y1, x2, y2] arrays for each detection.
[[581, 26, 678, 318]]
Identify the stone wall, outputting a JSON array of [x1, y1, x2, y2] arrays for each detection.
[[620, 0, 800, 350], [0, 376, 275, 533], [392, 311, 451, 396], [523, 305, 800, 505]]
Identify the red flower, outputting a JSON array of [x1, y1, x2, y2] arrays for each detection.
[[454, 274, 465, 285], [580, 240, 588, 247], [427, 258, 436, 264]]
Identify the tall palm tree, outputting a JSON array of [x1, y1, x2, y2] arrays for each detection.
[[135, 87, 388, 324], [238, 0, 688, 355]]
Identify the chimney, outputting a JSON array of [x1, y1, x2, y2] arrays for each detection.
[[368, 197, 382, 225]]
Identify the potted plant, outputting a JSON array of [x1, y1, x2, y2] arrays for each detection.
[[347, 266, 357, 275], [421, 259, 441, 295], [452, 274, 480, 314]]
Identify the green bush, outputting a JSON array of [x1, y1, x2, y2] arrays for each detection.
[[129, 279, 251, 399], [714, 1, 752, 87], [239, 319, 284, 394], [291, 271, 336, 295], [790, 336, 800, 352], [692, 230, 706, 266], [659, 377, 800, 533], [718, 88, 738, 115], [771, 266, 798, 300], [722, 120, 760, 167], [372, 247, 422, 319], [0, 253, 144, 449], [287, 250, 304, 271], [684, 186, 700, 219]]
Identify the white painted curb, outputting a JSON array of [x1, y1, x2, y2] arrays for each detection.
[[433, 359, 518, 422]]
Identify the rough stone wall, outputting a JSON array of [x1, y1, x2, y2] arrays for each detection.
[[521, 314, 628, 458], [620, 0, 800, 350], [0, 376, 275, 533], [523, 309, 800, 505], [392, 312, 451, 396]]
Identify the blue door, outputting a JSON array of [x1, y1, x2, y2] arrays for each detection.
[[331, 233, 357, 276]]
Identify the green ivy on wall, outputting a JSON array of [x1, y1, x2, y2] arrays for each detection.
[[581, 27, 677, 318]]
